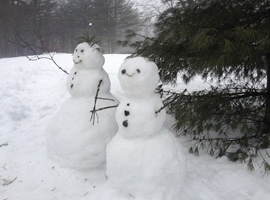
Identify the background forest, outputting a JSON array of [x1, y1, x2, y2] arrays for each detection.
[[0, 0, 144, 57]]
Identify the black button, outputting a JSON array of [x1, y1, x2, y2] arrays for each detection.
[[123, 120, 128, 127]]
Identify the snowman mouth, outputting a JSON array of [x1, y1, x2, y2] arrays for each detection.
[[73, 60, 82, 64], [126, 73, 135, 77]]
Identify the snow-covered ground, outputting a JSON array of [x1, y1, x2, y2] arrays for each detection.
[[0, 54, 270, 200]]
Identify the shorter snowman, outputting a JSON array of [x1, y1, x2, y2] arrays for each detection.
[[106, 57, 186, 200], [46, 42, 118, 169]]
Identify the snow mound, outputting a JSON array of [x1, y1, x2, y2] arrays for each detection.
[[0, 54, 269, 200]]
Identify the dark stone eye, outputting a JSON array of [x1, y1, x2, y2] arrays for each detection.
[[75, 49, 78, 52], [81, 49, 84, 52], [121, 69, 126, 74], [136, 69, 140, 73]]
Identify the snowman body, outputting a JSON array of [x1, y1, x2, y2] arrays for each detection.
[[106, 57, 186, 200], [115, 95, 165, 138], [46, 42, 118, 169], [67, 66, 111, 98]]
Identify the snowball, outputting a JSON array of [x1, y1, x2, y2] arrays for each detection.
[[73, 42, 104, 69], [106, 128, 186, 200], [118, 57, 160, 97]]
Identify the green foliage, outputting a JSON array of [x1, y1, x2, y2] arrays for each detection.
[[164, 83, 268, 166], [123, 0, 270, 172], [76, 33, 104, 53], [127, 0, 270, 83], [76, 33, 100, 46]]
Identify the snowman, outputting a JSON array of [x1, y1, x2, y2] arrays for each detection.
[[46, 42, 118, 169], [106, 57, 186, 200]]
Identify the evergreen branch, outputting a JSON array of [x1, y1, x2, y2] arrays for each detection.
[[155, 94, 180, 114], [133, 32, 154, 40], [76, 33, 100, 47], [189, 134, 259, 143], [258, 150, 270, 175], [179, 90, 266, 100]]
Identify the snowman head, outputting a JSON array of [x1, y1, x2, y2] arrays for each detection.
[[118, 57, 160, 97], [73, 42, 105, 69]]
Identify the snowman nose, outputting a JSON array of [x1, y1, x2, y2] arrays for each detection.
[[121, 69, 126, 74]]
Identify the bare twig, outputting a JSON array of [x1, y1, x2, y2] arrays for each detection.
[[83, 192, 89, 197], [2, 177, 17, 186], [15, 32, 69, 75], [0, 143, 8, 148], [90, 105, 118, 113], [90, 80, 120, 124], [2, 164, 7, 171], [96, 97, 115, 101], [90, 80, 103, 125]]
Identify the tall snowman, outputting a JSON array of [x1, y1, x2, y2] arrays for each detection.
[[46, 42, 118, 169], [106, 57, 186, 200]]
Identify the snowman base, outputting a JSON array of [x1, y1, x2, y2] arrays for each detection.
[[46, 97, 118, 169], [106, 128, 186, 200]]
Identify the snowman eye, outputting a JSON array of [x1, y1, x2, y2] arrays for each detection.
[[121, 69, 126, 74], [75, 49, 78, 52], [81, 49, 84, 53], [136, 69, 141, 73]]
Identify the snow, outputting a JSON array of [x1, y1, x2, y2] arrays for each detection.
[[106, 129, 186, 200], [0, 54, 270, 200]]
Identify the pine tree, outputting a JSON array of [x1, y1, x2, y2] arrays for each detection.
[[125, 0, 270, 171], [90, 0, 140, 53]]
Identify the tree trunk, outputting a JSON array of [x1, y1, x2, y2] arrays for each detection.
[[262, 53, 270, 148]]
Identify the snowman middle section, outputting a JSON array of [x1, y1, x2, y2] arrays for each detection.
[[115, 95, 166, 138]]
